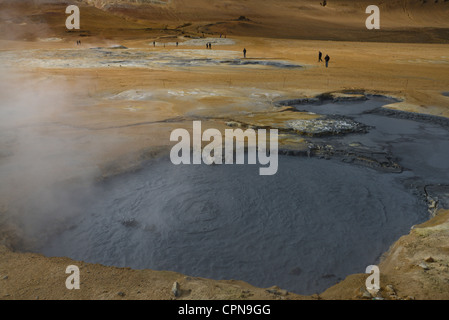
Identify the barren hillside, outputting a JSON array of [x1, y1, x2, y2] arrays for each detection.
[[1, 0, 448, 42]]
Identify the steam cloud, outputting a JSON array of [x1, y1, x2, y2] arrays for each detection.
[[0, 67, 104, 250]]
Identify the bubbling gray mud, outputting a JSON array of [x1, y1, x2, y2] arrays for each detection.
[[40, 156, 426, 295], [28, 94, 449, 295]]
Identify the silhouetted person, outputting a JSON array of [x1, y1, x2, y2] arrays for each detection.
[[176, 42, 178, 47], [209, 43, 212, 49], [318, 51, 323, 62], [325, 54, 330, 68], [153, 41, 156, 47], [243, 48, 247, 58], [206, 43, 209, 49]]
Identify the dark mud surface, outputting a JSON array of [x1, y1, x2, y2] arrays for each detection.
[[39, 155, 426, 295]]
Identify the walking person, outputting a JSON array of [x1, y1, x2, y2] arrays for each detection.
[[243, 48, 247, 59], [318, 51, 323, 62], [325, 54, 330, 68]]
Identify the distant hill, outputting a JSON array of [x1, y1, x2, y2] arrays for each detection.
[[1, 0, 448, 43]]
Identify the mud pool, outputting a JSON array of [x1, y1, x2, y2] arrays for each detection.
[[15, 95, 449, 295], [40, 156, 426, 295], [31, 94, 449, 296]]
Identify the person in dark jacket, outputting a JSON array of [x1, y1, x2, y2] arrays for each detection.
[[243, 48, 247, 58], [318, 51, 323, 62], [325, 54, 330, 68]]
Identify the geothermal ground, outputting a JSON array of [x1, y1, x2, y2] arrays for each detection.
[[1, 0, 449, 300]]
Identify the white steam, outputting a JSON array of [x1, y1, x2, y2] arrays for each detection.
[[0, 67, 103, 250]]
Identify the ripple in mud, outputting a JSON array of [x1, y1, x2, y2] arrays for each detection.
[[39, 155, 426, 295]]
